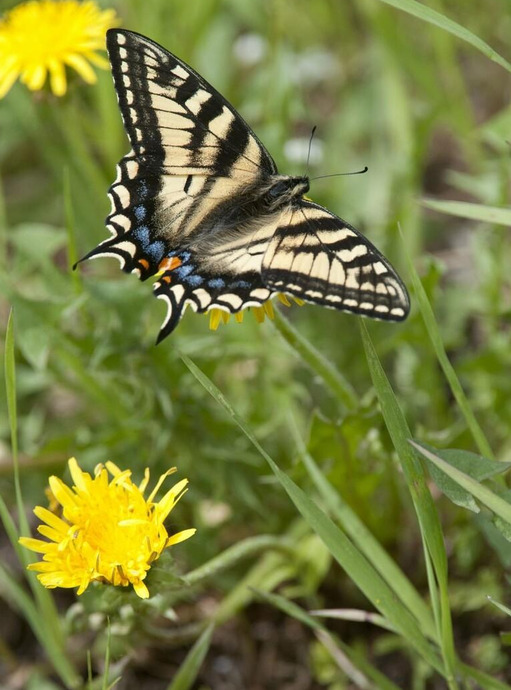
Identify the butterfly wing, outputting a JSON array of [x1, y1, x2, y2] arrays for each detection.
[[80, 29, 409, 340], [262, 200, 410, 320], [79, 29, 280, 337]]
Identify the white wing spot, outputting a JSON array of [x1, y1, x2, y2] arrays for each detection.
[[218, 294, 243, 310], [190, 289, 212, 309], [250, 288, 271, 301], [338, 245, 368, 262], [126, 160, 139, 179], [186, 88, 211, 115], [172, 65, 189, 80]]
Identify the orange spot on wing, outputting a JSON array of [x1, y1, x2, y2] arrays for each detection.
[[158, 256, 182, 272], [138, 259, 150, 270], [161, 275, 172, 284]]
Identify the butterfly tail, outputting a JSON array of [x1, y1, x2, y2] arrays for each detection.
[[153, 280, 188, 343]]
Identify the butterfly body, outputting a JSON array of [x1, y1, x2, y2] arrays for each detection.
[[79, 30, 409, 341]]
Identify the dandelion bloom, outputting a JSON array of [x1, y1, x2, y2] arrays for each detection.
[[0, 0, 118, 98], [19, 458, 196, 599], [208, 293, 304, 330]]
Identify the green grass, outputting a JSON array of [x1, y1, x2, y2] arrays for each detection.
[[2, 0, 511, 688]]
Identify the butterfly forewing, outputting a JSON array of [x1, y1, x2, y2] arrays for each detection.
[[87, 29, 279, 281], [106, 30, 276, 177]]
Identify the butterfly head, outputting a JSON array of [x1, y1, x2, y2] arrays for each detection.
[[264, 175, 310, 211]]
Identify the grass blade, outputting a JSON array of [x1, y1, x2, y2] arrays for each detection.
[[421, 199, 511, 226], [359, 322, 458, 688], [378, 0, 511, 73], [166, 623, 215, 690], [405, 239, 494, 459]]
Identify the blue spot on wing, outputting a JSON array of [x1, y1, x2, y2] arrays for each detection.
[[132, 226, 164, 262], [138, 181, 149, 199], [134, 205, 146, 221], [132, 226, 150, 245], [184, 275, 204, 287], [146, 241, 165, 261], [208, 278, 225, 289], [175, 264, 195, 279]]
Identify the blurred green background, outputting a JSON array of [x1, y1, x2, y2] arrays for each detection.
[[1, 0, 511, 688]]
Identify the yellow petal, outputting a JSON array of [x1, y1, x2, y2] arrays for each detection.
[[18, 536, 51, 553], [263, 300, 275, 319], [33, 506, 69, 532], [48, 58, 67, 96], [252, 306, 265, 323], [49, 475, 77, 510], [209, 309, 222, 330], [166, 528, 197, 546], [65, 53, 96, 84], [0, 67, 21, 98], [133, 580, 150, 599], [146, 468, 177, 503], [157, 479, 189, 516], [22, 64, 47, 91], [277, 294, 291, 306], [68, 457, 87, 490]]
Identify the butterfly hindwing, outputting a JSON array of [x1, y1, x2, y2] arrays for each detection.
[[262, 200, 409, 320]]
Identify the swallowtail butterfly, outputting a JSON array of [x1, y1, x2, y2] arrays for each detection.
[[78, 30, 410, 342]]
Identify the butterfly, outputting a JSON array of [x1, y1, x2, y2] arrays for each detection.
[[78, 29, 410, 342]]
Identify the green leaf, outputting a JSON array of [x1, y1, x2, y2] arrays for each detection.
[[417, 444, 511, 514], [475, 514, 511, 568], [411, 442, 511, 527], [378, 0, 511, 73], [421, 199, 511, 226], [166, 623, 214, 690]]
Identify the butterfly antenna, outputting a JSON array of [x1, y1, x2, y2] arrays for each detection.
[[305, 126, 317, 177], [310, 166, 368, 182]]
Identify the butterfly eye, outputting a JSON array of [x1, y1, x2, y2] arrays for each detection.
[[268, 181, 290, 198]]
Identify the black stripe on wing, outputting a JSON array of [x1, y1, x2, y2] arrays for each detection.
[[106, 29, 277, 176], [262, 200, 410, 321]]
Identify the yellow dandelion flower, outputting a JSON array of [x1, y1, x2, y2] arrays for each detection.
[[19, 458, 196, 599], [207, 293, 305, 331], [0, 0, 118, 98]]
